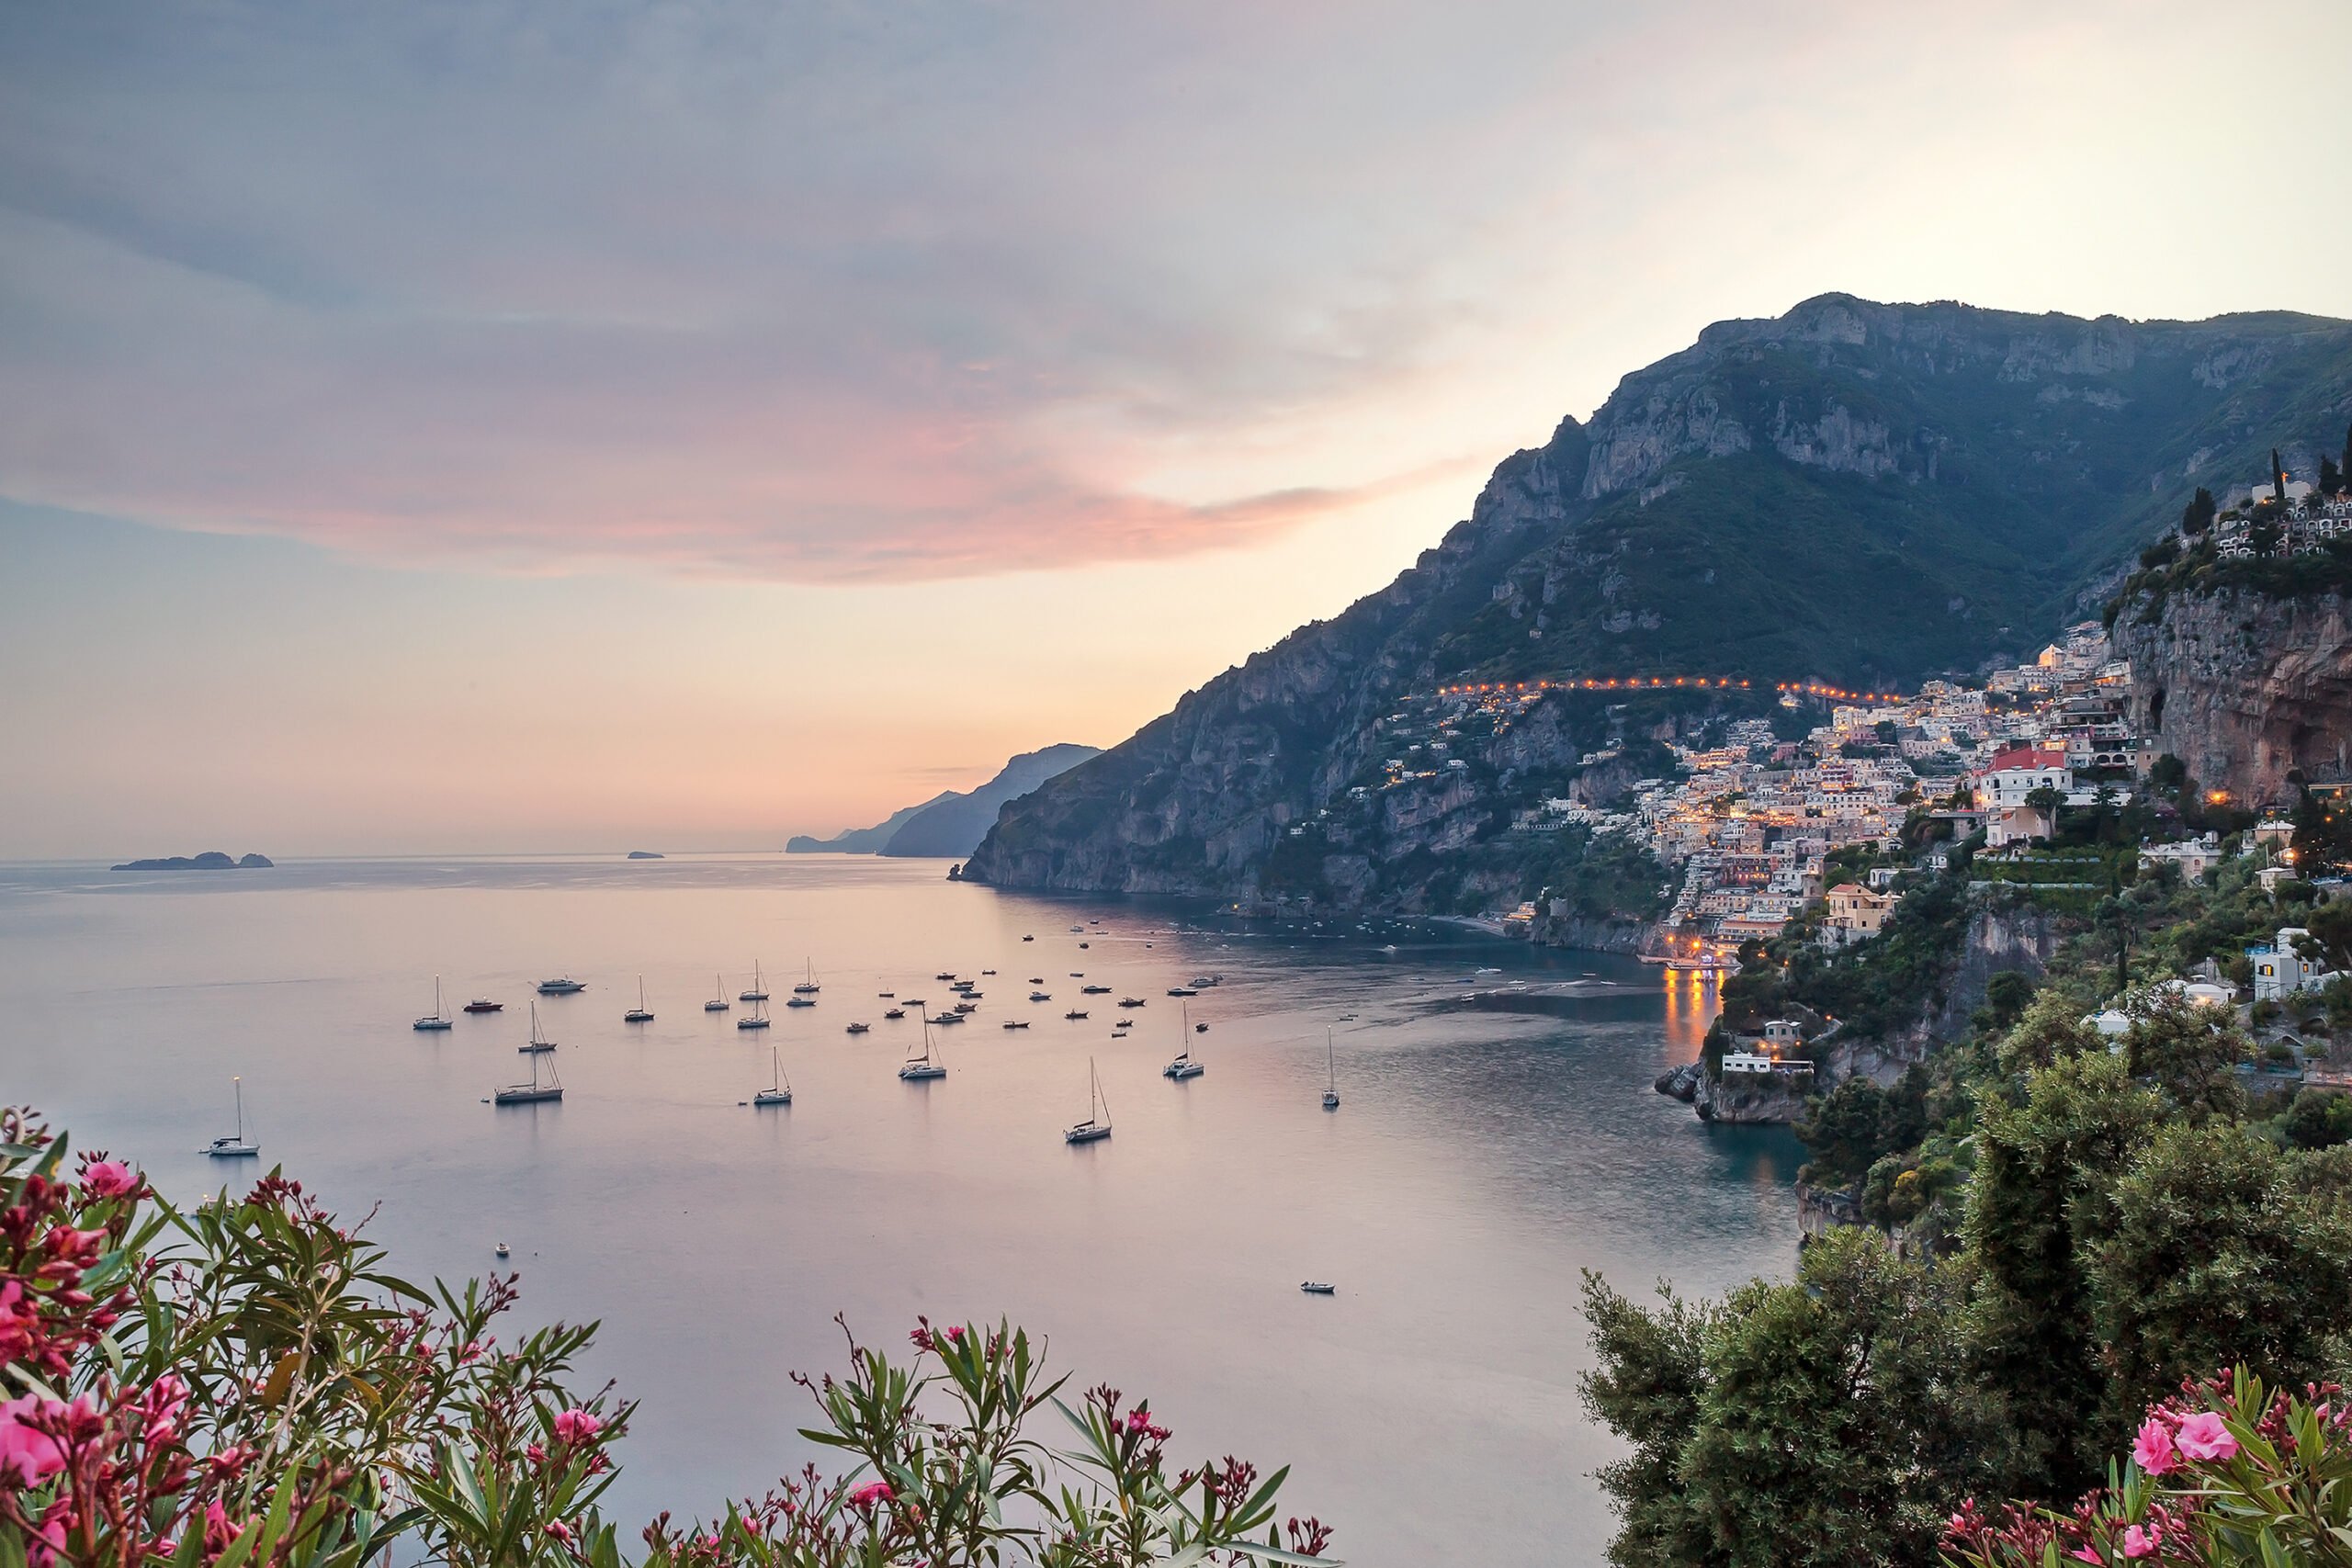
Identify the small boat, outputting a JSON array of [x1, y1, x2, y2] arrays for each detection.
[[899, 1019, 947, 1081], [1070, 925, 1085, 932], [537, 976, 585, 995], [785, 995, 816, 1009], [1023, 934, 1035, 942], [1029, 990, 1051, 1001], [845, 1021, 870, 1034], [1166, 987, 1196, 998], [1118, 997, 1146, 1009], [1081, 985, 1111, 995], [754, 1048, 792, 1106], [884, 1008, 906, 1020], [625, 976, 654, 1023], [414, 976, 454, 1032], [1079, 942, 1089, 949], [494, 1050, 562, 1105], [981, 969, 997, 976], [877, 990, 895, 998], [1070, 972, 1085, 977], [465, 998, 503, 1014], [935, 971, 957, 980], [706, 974, 730, 1012], [1323, 1028, 1340, 1111], [1195, 1021, 1209, 1032], [740, 962, 769, 1003], [1301, 1281, 1336, 1295], [737, 997, 771, 1031], [793, 959, 820, 996], [1190, 976, 1222, 987], [1065, 1010, 1090, 1020], [1028, 977, 1045, 984], [495, 1242, 510, 1258], [204, 1077, 261, 1157], [519, 1001, 558, 1054], [953, 1001, 978, 1014], [930, 1011, 963, 1026], [1064, 1057, 1112, 1144]]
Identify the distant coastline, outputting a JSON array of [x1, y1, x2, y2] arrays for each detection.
[[109, 852, 273, 871]]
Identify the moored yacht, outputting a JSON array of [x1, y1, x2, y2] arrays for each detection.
[[740, 962, 769, 1002], [1064, 1057, 1112, 1144], [706, 974, 730, 1012], [737, 996, 771, 1031], [753, 1048, 792, 1107], [465, 998, 503, 1014], [413, 976, 454, 1032], [625, 976, 653, 1023], [792, 959, 820, 996], [519, 1001, 557, 1054], [537, 976, 586, 995], [899, 1018, 946, 1080], [494, 1051, 562, 1105], [204, 1077, 261, 1157]]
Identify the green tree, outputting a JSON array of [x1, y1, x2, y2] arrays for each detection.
[[1963, 1051, 2165, 1496], [1577, 1275, 1726, 1568], [2120, 988, 2253, 1122], [2280, 1086, 2352, 1149], [2084, 1122, 2352, 1434], [2180, 486, 2218, 536], [1995, 987, 2101, 1077]]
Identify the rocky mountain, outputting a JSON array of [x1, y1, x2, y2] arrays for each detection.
[[110, 852, 272, 870], [966, 294, 2352, 899], [789, 743, 1102, 858]]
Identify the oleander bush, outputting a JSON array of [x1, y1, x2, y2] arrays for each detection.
[[0, 1109, 1333, 1567]]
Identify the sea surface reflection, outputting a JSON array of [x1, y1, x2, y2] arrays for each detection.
[[0, 854, 1800, 1566]]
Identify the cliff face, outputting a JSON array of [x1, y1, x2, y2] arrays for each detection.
[[967, 294, 2352, 899], [2117, 589, 2352, 805]]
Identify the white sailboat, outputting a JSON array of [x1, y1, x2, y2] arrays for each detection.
[[494, 1050, 562, 1105], [705, 973, 730, 1012], [899, 1017, 946, 1081], [518, 1001, 557, 1053], [204, 1077, 260, 1157], [1064, 1056, 1112, 1144], [625, 976, 653, 1023], [753, 1047, 792, 1106], [1164, 1002, 1204, 1078], [1323, 1028, 1340, 1111], [792, 959, 820, 995], [737, 994, 771, 1031], [413, 976, 453, 1032], [739, 962, 769, 1003]]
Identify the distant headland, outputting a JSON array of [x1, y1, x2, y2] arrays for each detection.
[[109, 852, 273, 871], [626, 850, 665, 859]]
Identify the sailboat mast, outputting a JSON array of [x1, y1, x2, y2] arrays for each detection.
[[233, 1077, 243, 1140]]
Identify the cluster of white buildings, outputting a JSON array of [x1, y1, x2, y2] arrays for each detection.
[[2211, 478, 2352, 560]]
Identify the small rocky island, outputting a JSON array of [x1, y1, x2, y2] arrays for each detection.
[[110, 852, 273, 871], [626, 850, 665, 860]]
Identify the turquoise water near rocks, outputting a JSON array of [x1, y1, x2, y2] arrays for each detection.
[[0, 852, 1799, 1566]]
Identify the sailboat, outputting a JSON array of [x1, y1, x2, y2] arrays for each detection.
[[737, 995, 771, 1031], [204, 1077, 260, 1157], [792, 959, 820, 996], [705, 973, 730, 1012], [899, 1017, 946, 1081], [1164, 1002, 1204, 1078], [1064, 1056, 1112, 1143], [1322, 1028, 1340, 1111], [413, 976, 454, 1031], [625, 976, 653, 1023], [494, 1050, 562, 1105], [740, 962, 769, 1003], [753, 1047, 792, 1107], [518, 1001, 557, 1053]]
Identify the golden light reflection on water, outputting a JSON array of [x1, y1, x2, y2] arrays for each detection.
[[1659, 968, 1724, 1064]]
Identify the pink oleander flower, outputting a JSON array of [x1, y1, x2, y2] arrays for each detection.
[[2132, 1416, 2177, 1476], [944, 1325, 964, 1342], [848, 1481, 893, 1509], [546, 1520, 574, 1543], [2175, 1411, 2238, 1461], [526, 1442, 547, 1465], [2071, 1549, 2101, 1564], [81, 1160, 137, 1199], [0, 1393, 68, 1485], [552, 1408, 602, 1446], [2121, 1522, 2161, 1559]]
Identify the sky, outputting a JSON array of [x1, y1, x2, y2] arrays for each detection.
[[4, 0, 2350, 857]]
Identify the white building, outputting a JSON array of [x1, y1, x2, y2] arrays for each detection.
[[2250, 926, 2337, 1003]]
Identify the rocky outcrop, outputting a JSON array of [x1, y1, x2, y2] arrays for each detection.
[[2116, 587, 2352, 806], [1696, 1070, 1811, 1124], [111, 851, 271, 871]]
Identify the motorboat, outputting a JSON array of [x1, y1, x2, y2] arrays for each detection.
[[754, 1048, 792, 1106], [1118, 997, 1146, 1009], [845, 1021, 870, 1034], [935, 971, 957, 980], [785, 995, 816, 1009], [1029, 990, 1052, 1001], [1166, 987, 1196, 998], [519, 1000, 557, 1053], [537, 976, 585, 995], [877, 990, 895, 998], [930, 1011, 964, 1026], [1190, 976, 1222, 988], [414, 976, 454, 1032], [1300, 1281, 1336, 1295], [884, 1008, 906, 1020], [953, 1001, 978, 1014], [899, 1019, 946, 1080], [1023, 934, 1035, 942], [740, 962, 770, 1002], [625, 976, 654, 1023], [1065, 1010, 1090, 1020], [204, 1077, 260, 1157], [495, 1242, 510, 1258], [1081, 985, 1111, 995], [1064, 1057, 1112, 1144], [465, 998, 503, 1014], [1002, 1020, 1029, 1030], [1195, 1021, 1209, 1032]]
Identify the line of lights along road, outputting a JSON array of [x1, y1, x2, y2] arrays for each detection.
[[1431, 676, 1907, 703]]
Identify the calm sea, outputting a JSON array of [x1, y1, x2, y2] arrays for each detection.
[[0, 853, 1799, 1566]]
